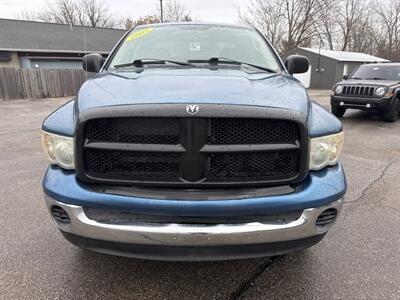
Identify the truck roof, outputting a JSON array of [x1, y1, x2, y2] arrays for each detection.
[[134, 22, 254, 30], [368, 62, 400, 66]]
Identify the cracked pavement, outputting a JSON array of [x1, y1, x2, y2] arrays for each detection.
[[1, 90, 399, 299]]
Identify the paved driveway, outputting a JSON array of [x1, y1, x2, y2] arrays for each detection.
[[1, 91, 399, 299]]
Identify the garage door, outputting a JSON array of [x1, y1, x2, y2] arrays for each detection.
[[293, 65, 311, 88]]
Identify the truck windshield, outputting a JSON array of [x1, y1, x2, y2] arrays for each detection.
[[351, 65, 400, 81], [108, 24, 282, 72]]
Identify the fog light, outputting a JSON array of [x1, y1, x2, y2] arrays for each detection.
[[366, 103, 371, 108], [50, 205, 70, 226], [340, 101, 344, 106], [316, 208, 337, 228]]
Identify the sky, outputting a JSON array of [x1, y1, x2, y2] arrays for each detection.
[[0, 0, 250, 24]]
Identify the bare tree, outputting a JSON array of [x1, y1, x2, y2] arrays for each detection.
[[348, 15, 376, 53], [37, 0, 79, 25], [310, 0, 380, 54], [14, 9, 42, 21], [119, 17, 134, 30], [158, 0, 192, 22], [239, 0, 398, 57], [376, 0, 400, 59], [239, 0, 320, 53], [336, 0, 368, 51], [18, 0, 116, 28], [313, 0, 338, 50], [282, 0, 321, 52], [135, 15, 160, 26], [78, 0, 115, 28], [238, 0, 286, 48], [120, 0, 190, 30], [117, 15, 161, 30]]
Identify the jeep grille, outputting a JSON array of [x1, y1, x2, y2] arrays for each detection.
[[342, 85, 376, 97]]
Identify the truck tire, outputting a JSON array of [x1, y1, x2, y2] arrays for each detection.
[[383, 99, 400, 122], [331, 106, 346, 118]]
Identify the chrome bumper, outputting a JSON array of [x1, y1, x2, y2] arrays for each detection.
[[45, 196, 343, 247]]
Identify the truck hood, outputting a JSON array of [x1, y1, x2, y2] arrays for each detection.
[[77, 68, 310, 115]]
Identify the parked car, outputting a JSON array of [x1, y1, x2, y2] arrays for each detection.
[[331, 62, 400, 122], [41, 23, 346, 261]]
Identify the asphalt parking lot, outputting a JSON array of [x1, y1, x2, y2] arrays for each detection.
[[1, 90, 399, 299]]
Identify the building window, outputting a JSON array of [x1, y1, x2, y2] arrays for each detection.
[[0, 51, 12, 61]]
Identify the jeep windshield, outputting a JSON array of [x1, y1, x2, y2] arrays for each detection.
[[107, 24, 283, 73], [350, 64, 400, 81]]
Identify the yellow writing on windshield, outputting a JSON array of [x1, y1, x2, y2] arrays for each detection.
[[126, 28, 154, 42]]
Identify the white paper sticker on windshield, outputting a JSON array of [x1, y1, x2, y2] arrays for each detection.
[[190, 42, 201, 51]]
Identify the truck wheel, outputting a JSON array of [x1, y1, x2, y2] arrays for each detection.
[[331, 107, 346, 118], [383, 99, 400, 122]]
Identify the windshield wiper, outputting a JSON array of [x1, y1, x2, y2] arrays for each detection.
[[113, 58, 196, 69], [189, 57, 277, 73]]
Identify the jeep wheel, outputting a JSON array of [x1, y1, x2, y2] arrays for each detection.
[[331, 107, 346, 118], [383, 99, 400, 122]]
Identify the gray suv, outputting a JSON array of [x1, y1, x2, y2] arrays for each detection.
[[331, 63, 400, 122]]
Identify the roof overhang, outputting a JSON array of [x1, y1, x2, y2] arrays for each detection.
[[0, 48, 110, 55], [135, 22, 253, 30], [24, 56, 83, 61], [298, 47, 389, 63]]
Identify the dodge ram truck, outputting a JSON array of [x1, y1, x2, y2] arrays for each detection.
[[42, 23, 346, 261], [331, 62, 400, 122]]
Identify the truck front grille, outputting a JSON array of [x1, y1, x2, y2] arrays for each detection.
[[206, 152, 298, 180], [86, 117, 180, 144], [342, 85, 376, 97], [86, 150, 181, 180], [208, 118, 298, 144], [79, 117, 305, 187]]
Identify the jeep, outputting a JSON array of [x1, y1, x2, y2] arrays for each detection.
[[41, 23, 346, 261], [331, 62, 400, 122]]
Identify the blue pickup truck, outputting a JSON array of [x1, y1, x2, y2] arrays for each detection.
[[42, 23, 346, 261]]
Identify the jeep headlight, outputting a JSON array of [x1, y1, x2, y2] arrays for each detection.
[[309, 132, 344, 170], [374, 87, 386, 97], [41, 131, 75, 170], [334, 85, 343, 94]]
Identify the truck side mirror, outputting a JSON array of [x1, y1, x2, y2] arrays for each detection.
[[82, 53, 104, 73], [343, 75, 349, 80], [285, 55, 309, 75]]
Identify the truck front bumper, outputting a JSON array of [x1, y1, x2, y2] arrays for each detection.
[[331, 95, 394, 110], [45, 195, 343, 260], [43, 164, 346, 260]]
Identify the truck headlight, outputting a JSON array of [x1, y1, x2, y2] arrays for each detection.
[[374, 87, 386, 97], [334, 85, 343, 94], [41, 131, 75, 170], [309, 132, 344, 171]]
